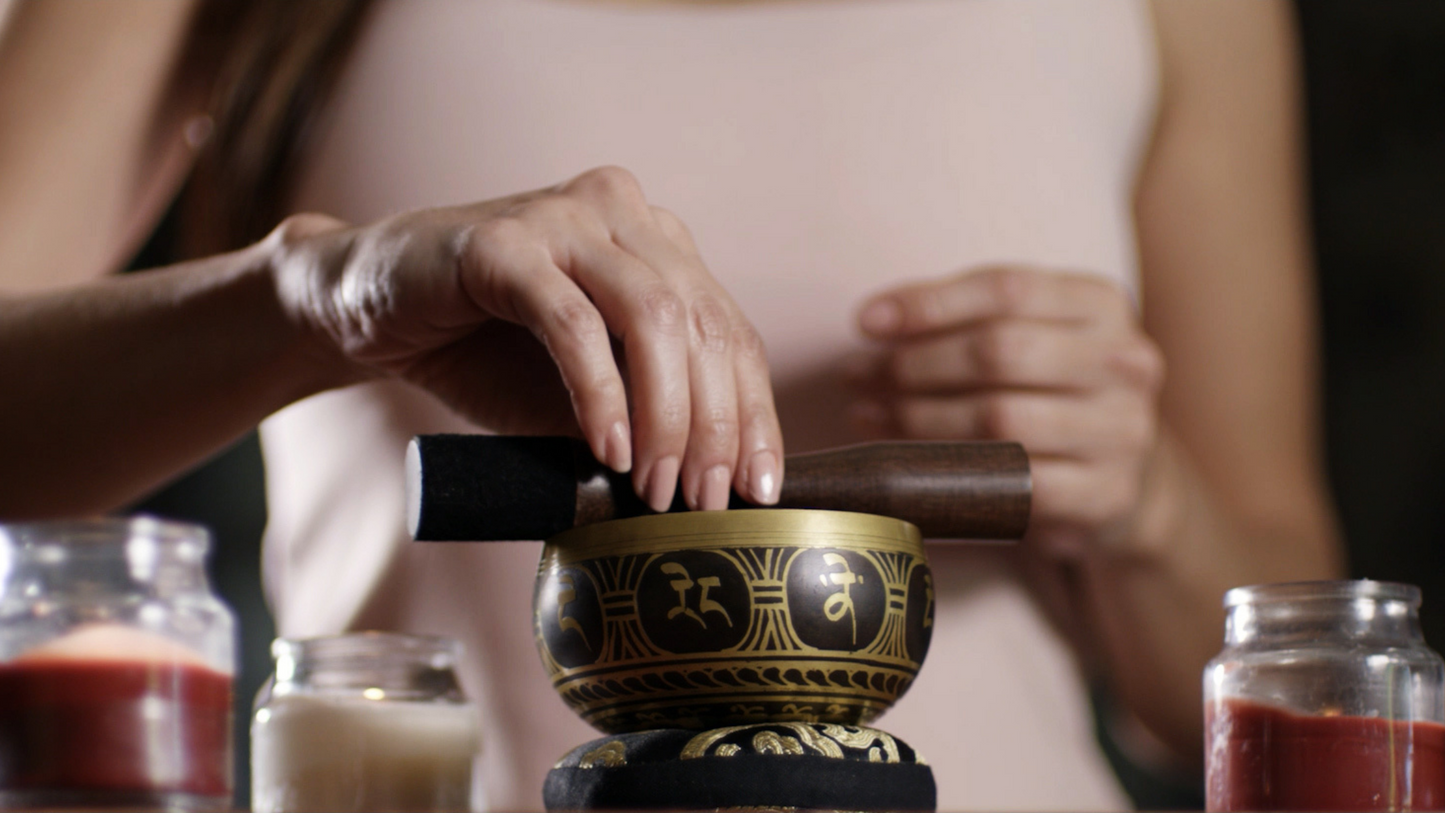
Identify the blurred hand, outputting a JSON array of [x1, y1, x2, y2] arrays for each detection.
[[850, 266, 1165, 550], [266, 166, 782, 513]]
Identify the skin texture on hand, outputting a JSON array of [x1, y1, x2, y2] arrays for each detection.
[[0, 166, 782, 520], [268, 167, 783, 514]]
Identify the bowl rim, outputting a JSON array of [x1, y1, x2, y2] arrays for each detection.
[[542, 508, 923, 564]]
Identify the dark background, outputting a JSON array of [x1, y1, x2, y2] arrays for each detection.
[[124, 3, 1445, 809], [1302, 1, 1445, 647]]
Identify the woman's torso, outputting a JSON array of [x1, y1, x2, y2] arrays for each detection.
[[265, 1, 1157, 808]]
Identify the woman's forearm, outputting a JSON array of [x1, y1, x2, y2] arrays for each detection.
[[0, 244, 352, 517], [1077, 0, 1346, 765], [1077, 429, 1342, 765]]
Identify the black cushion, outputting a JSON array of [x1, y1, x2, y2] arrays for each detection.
[[544, 723, 936, 811]]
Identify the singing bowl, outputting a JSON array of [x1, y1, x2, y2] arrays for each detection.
[[533, 509, 933, 734]]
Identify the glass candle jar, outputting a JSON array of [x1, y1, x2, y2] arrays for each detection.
[[1204, 580, 1445, 812], [0, 517, 236, 811], [251, 632, 481, 813]]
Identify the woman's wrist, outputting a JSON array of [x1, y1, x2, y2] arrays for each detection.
[[1116, 431, 1192, 560], [254, 214, 378, 400]]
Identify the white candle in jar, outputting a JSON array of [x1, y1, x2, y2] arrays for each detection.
[[251, 692, 480, 813]]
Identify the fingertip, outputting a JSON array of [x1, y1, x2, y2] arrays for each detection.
[[605, 420, 632, 473], [859, 298, 902, 336], [645, 455, 680, 514], [746, 449, 781, 505], [694, 464, 732, 511]]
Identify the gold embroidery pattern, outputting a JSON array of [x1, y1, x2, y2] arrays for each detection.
[[577, 740, 628, 769], [680, 723, 921, 765]]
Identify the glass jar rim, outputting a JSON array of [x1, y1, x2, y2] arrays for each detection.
[[272, 631, 461, 663], [1224, 579, 1420, 609], [0, 515, 210, 551]]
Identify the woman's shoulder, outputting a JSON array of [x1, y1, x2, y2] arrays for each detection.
[[0, 0, 198, 291]]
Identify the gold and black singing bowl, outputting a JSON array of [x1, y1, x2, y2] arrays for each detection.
[[533, 509, 932, 735]]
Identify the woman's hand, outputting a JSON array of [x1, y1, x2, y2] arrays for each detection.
[[849, 265, 1165, 551], [267, 166, 783, 513]]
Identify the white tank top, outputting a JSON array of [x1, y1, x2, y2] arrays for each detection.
[[264, 1, 1157, 808]]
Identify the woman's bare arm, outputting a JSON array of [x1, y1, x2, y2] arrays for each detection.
[[0, 246, 335, 516], [1082, 0, 1343, 761]]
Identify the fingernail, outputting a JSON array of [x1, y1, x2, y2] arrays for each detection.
[[646, 456, 680, 514], [859, 299, 901, 335], [605, 421, 631, 473], [748, 450, 780, 505], [698, 464, 731, 511]]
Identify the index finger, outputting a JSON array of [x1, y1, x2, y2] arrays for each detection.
[[858, 266, 1136, 339]]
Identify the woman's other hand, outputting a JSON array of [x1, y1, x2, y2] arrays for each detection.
[[267, 166, 783, 513], [850, 266, 1165, 551]]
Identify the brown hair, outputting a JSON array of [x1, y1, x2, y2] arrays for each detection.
[[169, 0, 373, 258]]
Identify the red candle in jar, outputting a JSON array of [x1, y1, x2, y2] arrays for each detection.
[[1207, 697, 1445, 812], [0, 625, 233, 803]]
